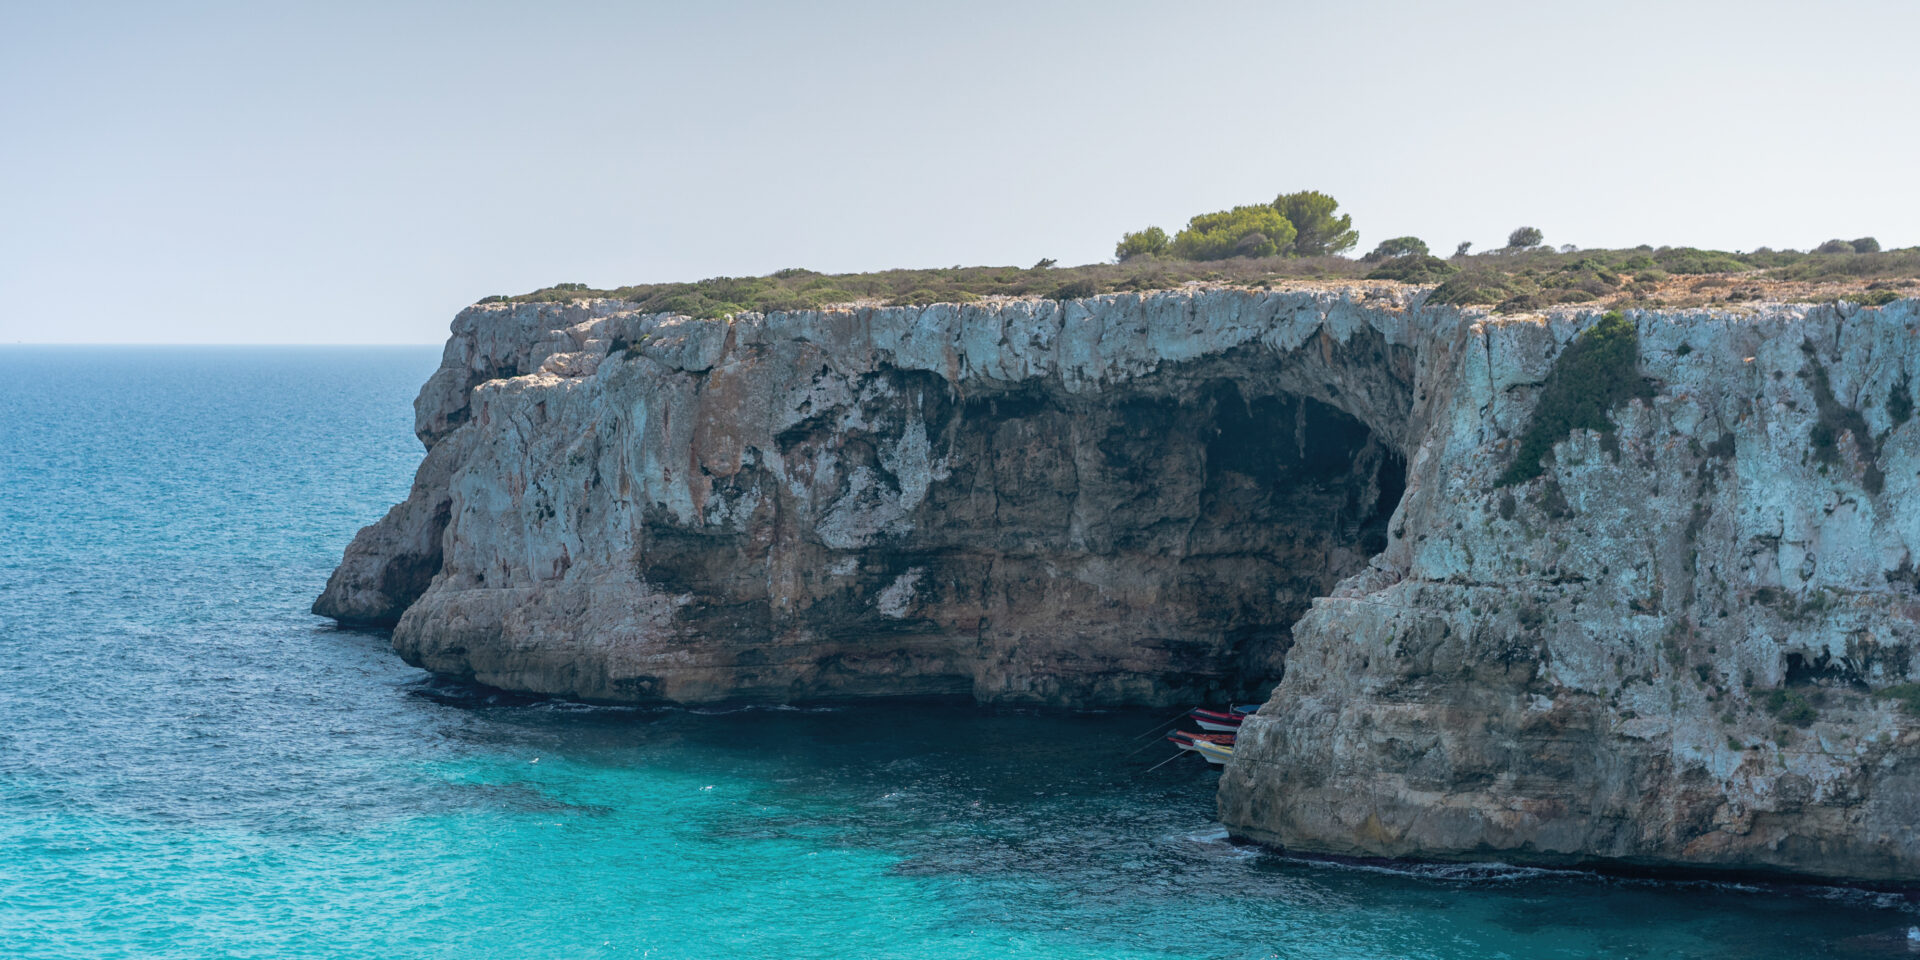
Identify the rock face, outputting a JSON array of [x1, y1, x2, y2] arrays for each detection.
[[1216, 296, 1920, 885], [319, 285, 1920, 883], [317, 288, 1421, 706]]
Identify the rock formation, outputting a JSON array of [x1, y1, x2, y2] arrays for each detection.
[[317, 288, 1420, 705], [318, 285, 1920, 883], [1215, 294, 1920, 885]]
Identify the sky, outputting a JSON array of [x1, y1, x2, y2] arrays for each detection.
[[3, 0, 1917, 344]]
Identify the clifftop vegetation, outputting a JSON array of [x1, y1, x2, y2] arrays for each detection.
[[1497, 311, 1653, 486], [1115, 190, 1356, 262], [482, 256, 1367, 318], [484, 191, 1919, 317]]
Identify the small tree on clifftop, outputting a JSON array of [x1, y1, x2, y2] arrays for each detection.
[[1364, 236, 1429, 262], [1108, 189, 1356, 262], [1115, 226, 1169, 261], [1275, 190, 1359, 256], [1168, 205, 1298, 261], [1508, 226, 1545, 250]]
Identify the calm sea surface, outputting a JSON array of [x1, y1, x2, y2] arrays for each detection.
[[2, 346, 1916, 959]]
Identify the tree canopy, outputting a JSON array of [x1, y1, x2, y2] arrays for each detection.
[[1364, 236, 1429, 262], [1110, 189, 1362, 262], [1275, 190, 1358, 256], [1115, 226, 1169, 261], [1168, 205, 1298, 261]]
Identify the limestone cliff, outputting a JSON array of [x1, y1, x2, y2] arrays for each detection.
[[317, 288, 1420, 706], [1215, 295, 1920, 885], [318, 285, 1920, 883]]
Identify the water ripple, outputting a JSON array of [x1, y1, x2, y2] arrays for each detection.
[[1, 346, 1913, 960]]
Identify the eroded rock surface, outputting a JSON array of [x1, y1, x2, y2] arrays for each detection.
[[319, 288, 1421, 706], [1218, 297, 1920, 885], [319, 286, 1920, 883]]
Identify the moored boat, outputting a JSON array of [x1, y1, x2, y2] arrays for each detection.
[[1188, 739, 1233, 765], [1190, 707, 1243, 732], [1166, 730, 1235, 746]]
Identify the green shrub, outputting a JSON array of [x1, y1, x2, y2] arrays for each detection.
[[1497, 311, 1652, 486], [1801, 351, 1884, 492], [1496, 293, 1546, 313], [1815, 239, 1857, 255], [1274, 190, 1358, 257], [1763, 688, 1817, 727], [1364, 236, 1429, 262], [1170, 205, 1298, 261], [1852, 237, 1883, 254], [1370, 237, 1427, 262], [1767, 248, 1920, 282], [1050, 278, 1102, 300], [495, 256, 1391, 316], [1428, 267, 1520, 305], [888, 288, 944, 307], [1115, 226, 1168, 261], [1654, 247, 1751, 274], [1889, 374, 1913, 427], [1872, 683, 1920, 715], [1508, 226, 1544, 249], [1366, 254, 1457, 284], [483, 237, 1918, 319], [1842, 289, 1904, 307], [1233, 232, 1277, 257]]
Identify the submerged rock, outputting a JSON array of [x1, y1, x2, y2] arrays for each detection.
[[319, 284, 1920, 883]]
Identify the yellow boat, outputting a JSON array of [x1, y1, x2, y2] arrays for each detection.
[[1189, 739, 1233, 766]]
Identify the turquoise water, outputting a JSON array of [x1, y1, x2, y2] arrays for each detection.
[[2, 346, 1916, 959]]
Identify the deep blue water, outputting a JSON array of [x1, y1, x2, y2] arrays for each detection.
[[2, 346, 1917, 959]]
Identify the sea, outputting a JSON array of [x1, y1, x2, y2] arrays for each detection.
[[2, 345, 1916, 959]]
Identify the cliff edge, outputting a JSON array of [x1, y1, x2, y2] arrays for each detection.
[[318, 285, 1920, 883], [1213, 294, 1920, 885], [318, 286, 1425, 705]]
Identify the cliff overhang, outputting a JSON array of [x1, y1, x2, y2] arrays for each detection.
[[318, 282, 1920, 884]]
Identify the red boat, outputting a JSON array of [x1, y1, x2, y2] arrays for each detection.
[[1189, 707, 1243, 732], [1166, 730, 1236, 746]]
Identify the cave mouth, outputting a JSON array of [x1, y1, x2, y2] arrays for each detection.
[[1178, 380, 1408, 697], [869, 369, 1411, 706], [629, 362, 1412, 708]]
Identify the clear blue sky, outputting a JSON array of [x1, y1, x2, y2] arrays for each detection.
[[5, 0, 1916, 344]]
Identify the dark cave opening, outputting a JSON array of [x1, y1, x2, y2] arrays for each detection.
[[874, 369, 1412, 704], [1182, 381, 1408, 694], [630, 362, 1413, 706]]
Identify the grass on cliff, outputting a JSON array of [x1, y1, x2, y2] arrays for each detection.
[[481, 257, 1366, 318], [483, 246, 1920, 318], [1872, 683, 1920, 715], [1496, 311, 1653, 487], [1763, 688, 1818, 727]]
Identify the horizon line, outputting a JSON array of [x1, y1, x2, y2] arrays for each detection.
[[1, 341, 446, 347]]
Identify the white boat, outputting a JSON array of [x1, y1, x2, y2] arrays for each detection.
[[1189, 739, 1233, 765]]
